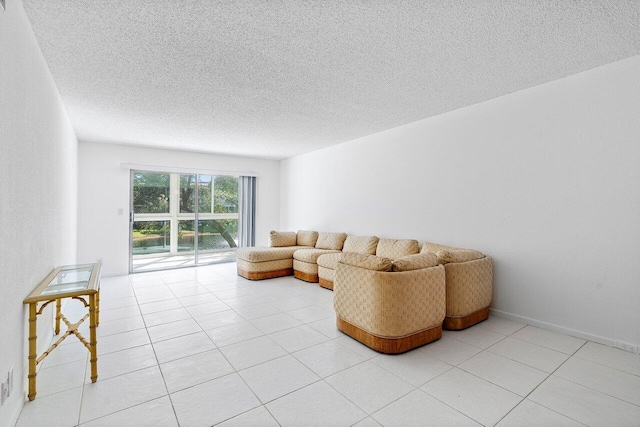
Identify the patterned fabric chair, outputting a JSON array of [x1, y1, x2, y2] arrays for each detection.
[[317, 235, 379, 290], [334, 252, 446, 354], [293, 232, 347, 282], [421, 243, 493, 330], [236, 230, 317, 280]]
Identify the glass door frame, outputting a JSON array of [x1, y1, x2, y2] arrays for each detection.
[[129, 169, 240, 273]]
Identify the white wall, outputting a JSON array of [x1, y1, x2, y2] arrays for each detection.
[[0, 1, 78, 425], [281, 55, 640, 349], [77, 142, 280, 275]]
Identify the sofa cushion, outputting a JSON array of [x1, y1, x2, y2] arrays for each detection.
[[421, 242, 456, 254], [269, 231, 297, 247], [340, 253, 393, 272], [343, 235, 379, 255], [421, 242, 484, 264], [294, 248, 341, 263], [376, 239, 419, 259], [317, 252, 343, 269], [315, 232, 348, 250], [237, 246, 300, 262], [392, 252, 439, 272], [318, 265, 335, 282], [297, 230, 319, 247], [435, 249, 484, 264], [237, 258, 292, 273]]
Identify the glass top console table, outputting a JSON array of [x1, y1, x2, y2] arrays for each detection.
[[23, 263, 101, 400]]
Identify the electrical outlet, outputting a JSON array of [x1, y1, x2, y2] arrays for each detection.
[[616, 341, 638, 353], [0, 376, 7, 406], [97, 258, 103, 264], [8, 366, 13, 395]]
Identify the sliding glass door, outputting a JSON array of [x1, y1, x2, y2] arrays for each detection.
[[130, 170, 241, 272]]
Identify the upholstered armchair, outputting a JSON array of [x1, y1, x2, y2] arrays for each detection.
[[333, 252, 446, 354], [421, 243, 493, 330]]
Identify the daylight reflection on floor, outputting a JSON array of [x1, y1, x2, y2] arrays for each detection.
[[131, 250, 236, 272]]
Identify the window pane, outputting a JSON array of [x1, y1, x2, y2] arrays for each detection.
[[178, 220, 195, 252], [132, 220, 170, 255], [133, 172, 170, 213], [198, 219, 238, 250], [213, 176, 238, 213], [179, 174, 196, 213], [198, 175, 213, 214]]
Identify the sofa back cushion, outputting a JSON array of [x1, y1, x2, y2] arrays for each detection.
[[269, 230, 297, 247], [297, 230, 319, 247], [421, 242, 456, 254], [392, 252, 439, 272], [435, 249, 484, 264], [342, 235, 379, 255], [340, 253, 392, 272], [315, 232, 348, 250], [421, 242, 484, 264], [376, 238, 419, 259]]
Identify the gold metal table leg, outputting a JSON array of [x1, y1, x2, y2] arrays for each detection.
[[89, 294, 98, 383], [55, 298, 61, 335], [27, 303, 38, 401]]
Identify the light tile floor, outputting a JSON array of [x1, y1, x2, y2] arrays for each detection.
[[132, 251, 236, 273], [16, 262, 640, 427]]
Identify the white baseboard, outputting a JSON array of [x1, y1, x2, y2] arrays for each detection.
[[489, 308, 639, 354], [102, 271, 128, 278]]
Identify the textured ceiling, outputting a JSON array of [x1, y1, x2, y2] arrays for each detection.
[[22, 0, 640, 160]]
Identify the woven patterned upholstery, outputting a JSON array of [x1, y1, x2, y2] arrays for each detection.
[[392, 252, 439, 272], [436, 249, 484, 264], [237, 246, 304, 262], [445, 256, 493, 317], [237, 258, 292, 273], [316, 236, 378, 284], [293, 259, 319, 275], [340, 253, 393, 272], [318, 266, 335, 282], [297, 230, 319, 247], [376, 239, 419, 259], [317, 252, 343, 269], [269, 231, 297, 247], [293, 248, 341, 263], [343, 235, 379, 255], [334, 263, 446, 337], [421, 242, 455, 254], [315, 232, 348, 250], [421, 241, 484, 264], [420, 242, 493, 319]]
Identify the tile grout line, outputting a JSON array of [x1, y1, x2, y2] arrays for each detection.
[[78, 276, 162, 426], [420, 324, 550, 426], [493, 339, 592, 426], [26, 266, 639, 426], [131, 275, 180, 426]]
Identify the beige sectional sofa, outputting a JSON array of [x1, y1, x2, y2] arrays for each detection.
[[236, 229, 493, 353]]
